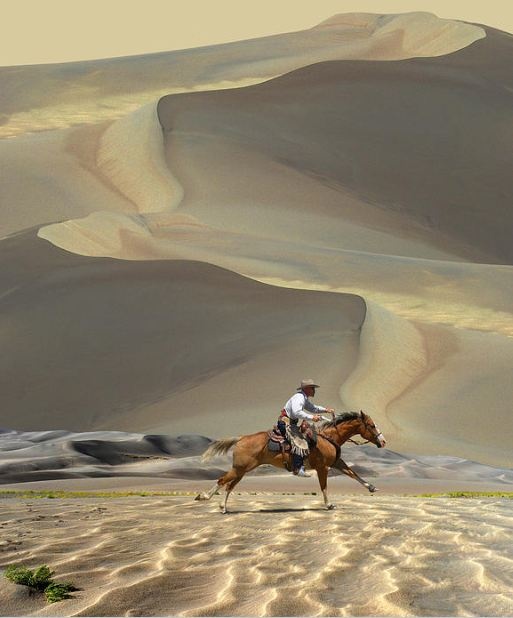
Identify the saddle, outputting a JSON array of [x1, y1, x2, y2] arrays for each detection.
[[267, 421, 318, 470], [267, 426, 290, 452], [267, 426, 292, 471]]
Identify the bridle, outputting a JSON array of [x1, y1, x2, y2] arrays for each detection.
[[358, 411, 385, 447], [331, 411, 383, 446]]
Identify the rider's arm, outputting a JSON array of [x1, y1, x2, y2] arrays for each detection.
[[290, 394, 316, 421], [303, 398, 327, 414]]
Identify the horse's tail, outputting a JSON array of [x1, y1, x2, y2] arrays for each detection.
[[201, 437, 240, 461]]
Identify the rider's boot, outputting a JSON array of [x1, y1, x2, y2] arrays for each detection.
[[295, 466, 311, 477], [292, 454, 310, 477]]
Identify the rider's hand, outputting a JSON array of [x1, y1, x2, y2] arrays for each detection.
[[325, 408, 335, 414], [312, 414, 321, 422]]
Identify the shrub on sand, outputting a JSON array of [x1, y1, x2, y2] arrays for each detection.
[[44, 581, 76, 603], [4, 564, 76, 603]]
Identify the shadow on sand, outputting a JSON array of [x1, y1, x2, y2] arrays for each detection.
[[218, 506, 328, 514]]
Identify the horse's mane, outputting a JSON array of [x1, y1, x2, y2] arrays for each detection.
[[319, 411, 360, 430]]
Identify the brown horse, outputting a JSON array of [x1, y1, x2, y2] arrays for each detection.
[[196, 411, 386, 513]]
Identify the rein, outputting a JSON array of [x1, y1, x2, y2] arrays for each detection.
[[322, 411, 373, 447], [317, 412, 371, 465]]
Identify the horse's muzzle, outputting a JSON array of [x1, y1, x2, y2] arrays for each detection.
[[376, 433, 386, 448]]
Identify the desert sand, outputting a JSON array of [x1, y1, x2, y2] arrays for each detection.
[[1, 493, 513, 617], [1, 11, 513, 616]]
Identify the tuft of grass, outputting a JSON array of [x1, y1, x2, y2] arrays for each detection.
[[414, 491, 513, 499], [0, 489, 196, 499], [5, 564, 55, 591], [44, 581, 77, 604], [4, 564, 75, 603], [31, 565, 55, 590], [5, 565, 37, 588]]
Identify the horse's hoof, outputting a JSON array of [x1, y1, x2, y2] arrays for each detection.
[[368, 485, 378, 493], [326, 503, 336, 510], [194, 493, 204, 501]]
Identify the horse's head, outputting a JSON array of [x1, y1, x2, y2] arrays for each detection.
[[320, 410, 386, 448], [357, 410, 386, 448]]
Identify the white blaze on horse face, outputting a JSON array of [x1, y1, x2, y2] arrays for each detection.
[[376, 428, 386, 448], [361, 411, 386, 448]]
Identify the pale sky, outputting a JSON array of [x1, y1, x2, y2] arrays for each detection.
[[2, 0, 512, 66]]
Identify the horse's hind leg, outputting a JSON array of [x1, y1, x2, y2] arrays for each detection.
[[220, 459, 261, 513], [194, 482, 221, 501], [195, 467, 239, 502], [220, 472, 245, 514]]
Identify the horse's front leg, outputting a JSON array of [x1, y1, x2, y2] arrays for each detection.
[[333, 458, 377, 493], [317, 466, 336, 510]]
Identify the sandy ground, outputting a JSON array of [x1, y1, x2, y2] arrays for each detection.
[[2, 474, 513, 496], [1, 12, 513, 617], [1, 492, 512, 617]]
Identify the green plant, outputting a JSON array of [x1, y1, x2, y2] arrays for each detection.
[[44, 582, 76, 603], [31, 565, 55, 590], [0, 489, 197, 499], [4, 564, 75, 603], [5, 565, 35, 587], [415, 492, 513, 499]]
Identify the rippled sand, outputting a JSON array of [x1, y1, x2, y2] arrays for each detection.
[[1, 495, 512, 616]]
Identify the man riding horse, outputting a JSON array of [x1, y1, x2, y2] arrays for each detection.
[[278, 378, 335, 477]]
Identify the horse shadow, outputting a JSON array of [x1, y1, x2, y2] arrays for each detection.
[[221, 506, 327, 514]]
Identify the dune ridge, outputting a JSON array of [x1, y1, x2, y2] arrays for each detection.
[[314, 12, 485, 57], [0, 12, 484, 140], [340, 301, 428, 428], [96, 102, 183, 213]]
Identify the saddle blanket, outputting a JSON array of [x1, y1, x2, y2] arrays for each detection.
[[267, 423, 317, 455], [267, 427, 290, 453]]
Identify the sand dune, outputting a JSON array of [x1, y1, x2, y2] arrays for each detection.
[[1, 494, 513, 616], [1, 13, 513, 472], [0, 430, 215, 483], [2, 12, 513, 618], [1, 428, 512, 488], [33, 25, 513, 265], [30, 24, 513, 467], [0, 13, 484, 138], [34, 23, 512, 262], [0, 228, 364, 435]]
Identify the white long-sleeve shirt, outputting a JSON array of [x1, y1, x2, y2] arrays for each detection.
[[283, 391, 327, 422]]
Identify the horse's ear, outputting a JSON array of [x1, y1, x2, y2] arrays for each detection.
[[360, 410, 366, 419]]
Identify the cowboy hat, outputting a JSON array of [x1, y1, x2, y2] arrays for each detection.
[[297, 378, 320, 391]]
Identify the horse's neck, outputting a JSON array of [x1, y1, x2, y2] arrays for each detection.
[[323, 422, 360, 446]]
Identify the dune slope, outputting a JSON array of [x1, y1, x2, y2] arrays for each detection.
[[0, 229, 364, 434], [1, 13, 512, 469]]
